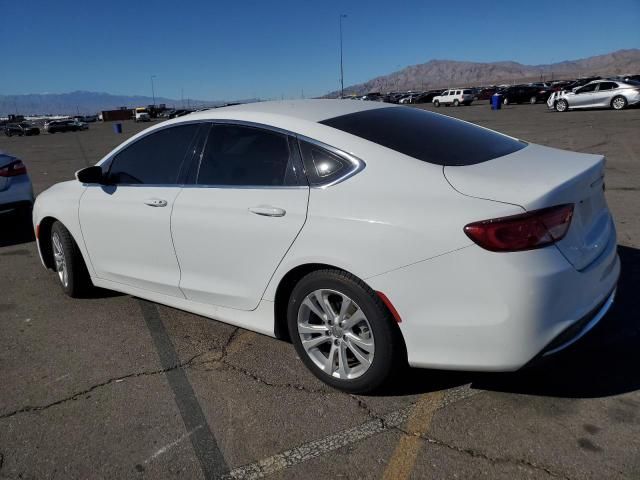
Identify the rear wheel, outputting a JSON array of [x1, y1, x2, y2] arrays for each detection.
[[453, 99, 460, 107], [529, 96, 537, 104], [611, 96, 627, 110], [433, 100, 440, 107], [51, 221, 92, 297], [555, 99, 569, 112], [287, 269, 405, 393]]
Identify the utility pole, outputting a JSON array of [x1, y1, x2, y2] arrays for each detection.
[[339, 14, 347, 98], [150, 75, 157, 106]]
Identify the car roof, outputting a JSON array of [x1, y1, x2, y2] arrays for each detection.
[[185, 99, 393, 124]]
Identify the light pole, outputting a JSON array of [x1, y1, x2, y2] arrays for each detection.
[[339, 14, 347, 98], [150, 75, 157, 106]]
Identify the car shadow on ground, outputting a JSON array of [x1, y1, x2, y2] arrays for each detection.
[[384, 245, 640, 399], [0, 211, 35, 248]]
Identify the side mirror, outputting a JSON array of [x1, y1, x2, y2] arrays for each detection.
[[76, 165, 105, 184]]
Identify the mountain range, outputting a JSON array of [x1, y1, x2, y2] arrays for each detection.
[[3, 49, 639, 114], [327, 49, 640, 97], [0, 91, 236, 116]]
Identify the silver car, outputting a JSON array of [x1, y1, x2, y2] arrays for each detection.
[[548, 79, 640, 112], [0, 152, 34, 217]]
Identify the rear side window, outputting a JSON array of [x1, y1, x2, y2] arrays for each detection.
[[108, 124, 200, 184], [196, 124, 300, 186], [298, 140, 363, 186], [320, 107, 526, 166], [598, 82, 617, 91]]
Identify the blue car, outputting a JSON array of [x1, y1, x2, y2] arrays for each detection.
[[0, 152, 34, 218]]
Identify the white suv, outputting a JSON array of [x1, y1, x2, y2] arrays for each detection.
[[433, 89, 474, 107]]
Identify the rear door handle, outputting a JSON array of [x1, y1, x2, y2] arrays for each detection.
[[144, 198, 168, 207], [248, 206, 286, 217]]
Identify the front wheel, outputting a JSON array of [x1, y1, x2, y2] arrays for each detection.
[[611, 96, 627, 110], [51, 221, 93, 297], [555, 99, 569, 112], [529, 96, 537, 104], [503, 97, 509, 105], [287, 270, 405, 393]]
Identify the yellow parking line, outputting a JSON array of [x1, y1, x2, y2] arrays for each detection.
[[382, 391, 445, 480]]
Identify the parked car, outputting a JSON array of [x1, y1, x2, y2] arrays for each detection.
[[45, 120, 81, 134], [432, 89, 474, 107], [72, 121, 89, 130], [548, 79, 640, 112], [0, 152, 34, 218], [476, 88, 497, 100], [4, 122, 40, 137], [32, 100, 619, 393], [498, 85, 552, 105]]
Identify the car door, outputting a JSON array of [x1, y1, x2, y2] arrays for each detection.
[[571, 83, 598, 107], [592, 82, 616, 107], [79, 123, 203, 297], [171, 122, 309, 310]]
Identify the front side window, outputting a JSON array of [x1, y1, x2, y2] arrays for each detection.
[[577, 83, 598, 94], [196, 124, 298, 187], [108, 124, 200, 184]]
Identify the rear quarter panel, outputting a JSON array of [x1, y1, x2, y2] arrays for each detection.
[[262, 133, 525, 301]]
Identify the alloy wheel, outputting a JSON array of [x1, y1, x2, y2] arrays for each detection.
[[297, 289, 375, 380], [612, 97, 626, 110], [52, 232, 68, 288]]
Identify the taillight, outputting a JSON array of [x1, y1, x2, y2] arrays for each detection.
[[0, 160, 27, 177], [464, 204, 574, 252]]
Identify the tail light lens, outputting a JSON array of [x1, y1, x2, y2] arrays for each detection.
[[0, 160, 27, 177], [464, 204, 574, 252]]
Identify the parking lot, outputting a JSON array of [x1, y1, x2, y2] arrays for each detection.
[[1, 102, 639, 479]]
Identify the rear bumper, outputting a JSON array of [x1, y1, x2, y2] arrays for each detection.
[[0, 175, 34, 213], [367, 229, 620, 371]]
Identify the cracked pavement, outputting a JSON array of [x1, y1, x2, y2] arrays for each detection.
[[1, 104, 639, 479]]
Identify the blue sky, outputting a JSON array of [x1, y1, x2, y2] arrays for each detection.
[[4, 0, 639, 100]]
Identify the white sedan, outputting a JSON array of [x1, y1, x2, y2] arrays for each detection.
[[33, 100, 620, 393]]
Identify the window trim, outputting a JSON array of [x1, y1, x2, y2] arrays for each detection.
[[98, 118, 362, 189], [296, 135, 366, 188]]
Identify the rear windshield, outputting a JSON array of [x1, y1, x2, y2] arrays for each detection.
[[320, 107, 526, 166], [463, 89, 472, 94]]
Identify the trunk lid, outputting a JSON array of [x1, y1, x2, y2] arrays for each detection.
[[444, 143, 613, 271]]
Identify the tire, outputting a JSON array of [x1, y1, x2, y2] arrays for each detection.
[[50, 221, 92, 297], [287, 269, 405, 393], [6, 131, 12, 137], [555, 99, 569, 112], [529, 96, 537, 104], [503, 97, 509, 105], [433, 100, 440, 107], [611, 96, 627, 110], [453, 99, 460, 107]]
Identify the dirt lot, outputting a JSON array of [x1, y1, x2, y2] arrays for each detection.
[[1, 103, 639, 480]]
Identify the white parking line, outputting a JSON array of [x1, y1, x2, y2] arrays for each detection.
[[223, 385, 479, 480]]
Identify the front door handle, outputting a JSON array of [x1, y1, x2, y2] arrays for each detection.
[[144, 198, 168, 207], [248, 205, 286, 217]]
